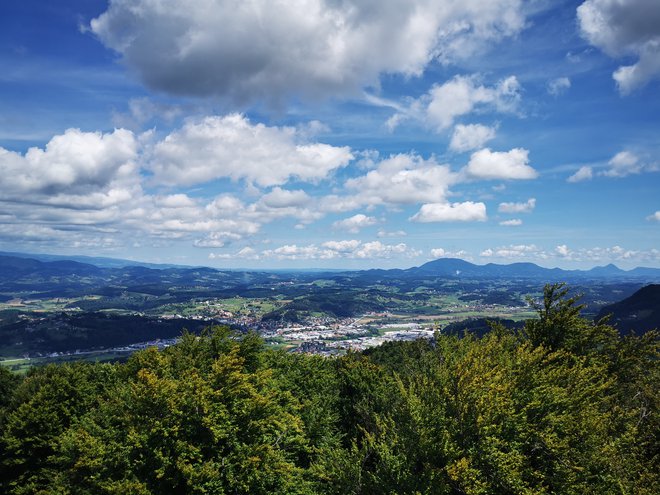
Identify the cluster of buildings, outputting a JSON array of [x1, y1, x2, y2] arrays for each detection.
[[265, 316, 436, 355]]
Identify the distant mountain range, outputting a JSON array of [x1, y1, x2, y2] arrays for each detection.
[[407, 258, 660, 280], [0, 252, 659, 286], [0, 255, 103, 279], [0, 250, 186, 269]]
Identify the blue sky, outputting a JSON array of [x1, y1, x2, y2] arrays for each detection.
[[0, 0, 658, 269]]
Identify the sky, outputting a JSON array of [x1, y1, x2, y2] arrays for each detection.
[[0, 0, 659, 270]]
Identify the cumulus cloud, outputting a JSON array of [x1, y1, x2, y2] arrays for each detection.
[[480, 244, 544, 259], [425, 75, 521, 131], [149, 114, 352, 187], [430, 247, 469, 259], [318, 195, 364, 214], [578, 0, 660, 93], [465, 148, 538, 180], [647, 211, 660, 222], [431, 248, 448, 258], [567, 165, 593, 183], [259, 240, 419, 260], [410, 201, 487, 223], [586, 150, 659, 178], [321, 239, 361, 252], [449, 124, 497, 153], [499, 219, 522, 226], [388, 75, 521, 132], [262, 244, 335, 260], [354, 241, 413, 259], [91, 0, 526, 104], [140, 193, 263, 240], [0, 128, 145, 246], [602, 150, 642, 177], [0, 120, 507, 253], [344, 153, 457, 206], [243, 194, 323, 226], [498, 198, 536, 213], [260, 188, 312, 208], [479, 243, 660, 264], [332, 214, 377, 233], [0, 128, 137, 195], [547, 77, 571, 96], [0, 126, 331, 250]]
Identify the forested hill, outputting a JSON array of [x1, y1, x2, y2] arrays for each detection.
[[1, 284, 657, 494], [597, 284, 660, 335]]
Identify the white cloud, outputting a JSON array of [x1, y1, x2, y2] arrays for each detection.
[[262, 244, 335, 260], [354, 241, 417, 259], [155, 194, 197, 209], [602, 150, 642, 177], [547, 77, 571, 96], [243, 194, 323, 226], [449, 124, 497, 153], [321, 239, 361, 252], [259, 240, 419, 260], [344, 153, 457, 206], [377, 229, 407, 238], [410, 201, 487, 223], [578, 0, 660, 93], [647, 211, 660, 222], [567, 165, 593, 183], [430, 248, 448, 258], [612, 44, 660, 94], [465, 148, 538, 180], [479, 243, 660, 264], [0, 128, 137, 195], [0, 121, 498, 252], [318, 195, 364, 214], [498, 198, 536, 213], [91, 0, 526, 104], [559, 245, 660, 263], [480, 244, 544, 259], [332, 214, 377, 233], [430, 248, 469, 259], [388, 75, 521, 132], [260, 188, 312, 208], [0, 128, 146, 247], [149, 114, 352, 187], [426, 76, 521, 131], [499, 219, 522, 226]]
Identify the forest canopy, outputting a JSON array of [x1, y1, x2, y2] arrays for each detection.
[[0, 284, 658, 494]]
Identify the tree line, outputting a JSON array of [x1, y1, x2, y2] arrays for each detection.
[[0, 284, 657, 494]]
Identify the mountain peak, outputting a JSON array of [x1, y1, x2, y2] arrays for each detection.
[[588, 263, 624, 274]]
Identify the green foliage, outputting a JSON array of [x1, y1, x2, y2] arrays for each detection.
[[0, 362, 117, 494], [524, 283, 618, 354], [0, 290, 658, 494], [0, 365, 20, 411]]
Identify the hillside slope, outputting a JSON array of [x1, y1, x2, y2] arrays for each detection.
[[596, 284, 660, 335]]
